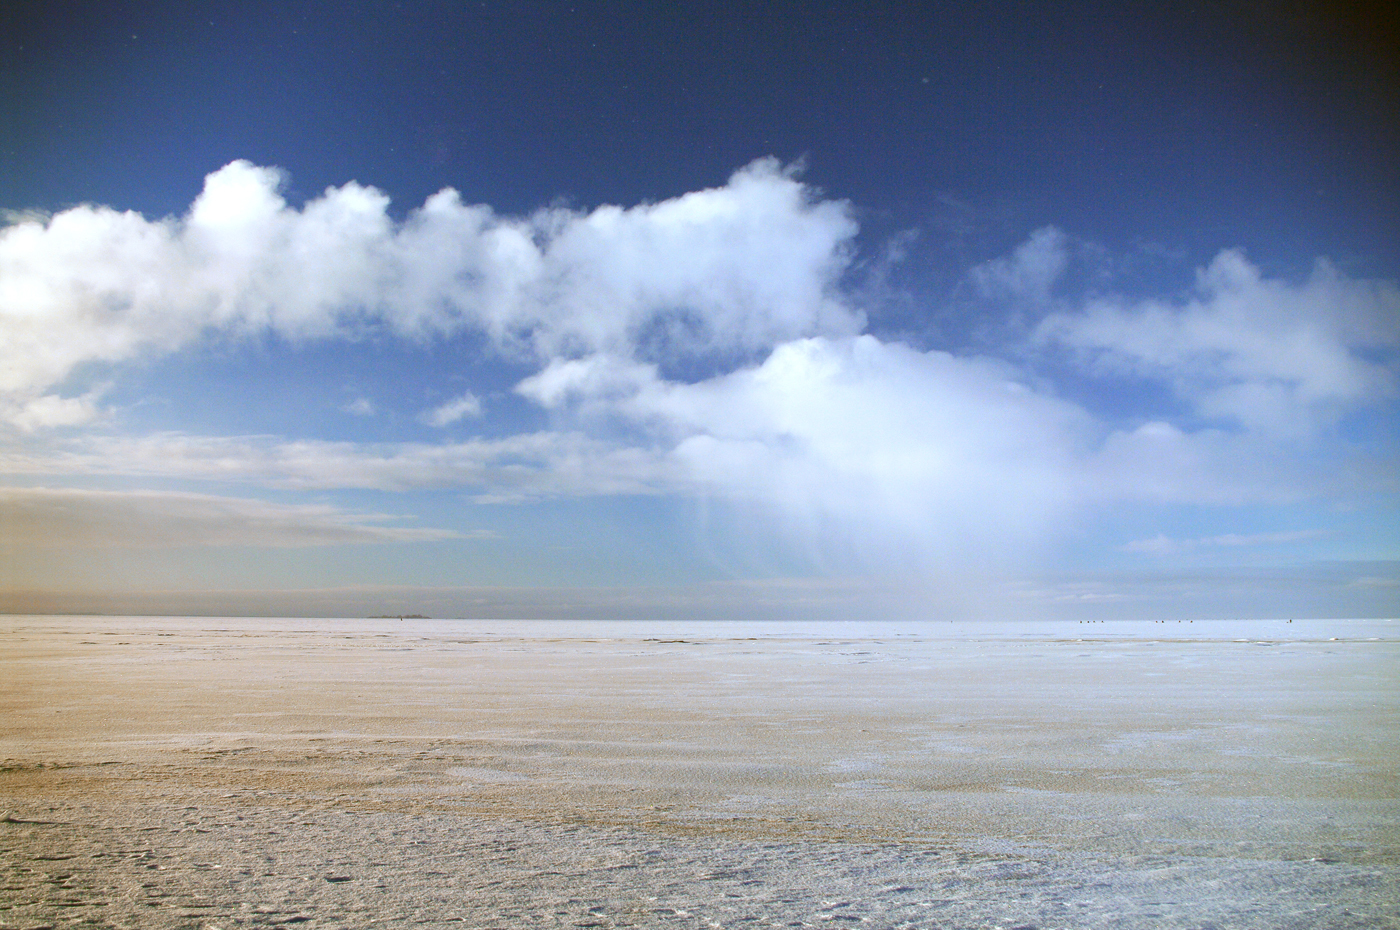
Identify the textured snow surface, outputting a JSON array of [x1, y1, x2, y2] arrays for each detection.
[[2, 616, 1396, 928]]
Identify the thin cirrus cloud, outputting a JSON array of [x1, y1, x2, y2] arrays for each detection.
[[0, 486, 467, 549], [419, 392, 482, 427], [1121, 529, 1332, 556], [3, 431, 680, 502], [2, 160, 1397, 576]]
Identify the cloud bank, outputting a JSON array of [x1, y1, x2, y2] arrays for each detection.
[[3, 162, 1396, 579], [0, 486, 463, 549]]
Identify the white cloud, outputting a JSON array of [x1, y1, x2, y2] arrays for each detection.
[[1, 208, 51, 226], [1080, 420, 1323, 505], [970, 225, 1069, 304], [343, 397, 375, 416], [1205, 529, 1330, 547], [0, 158, 859, 430], [1121, 528, 1329, 555], [1037, 248, 1400, 436], [3, 338, 1092, 564], [0, 337, 1380, 559], [0, 485, 465, 549], [513, 333, 1389, 539], [4, 165, 1396, 583], [1119, 533, 1179, 556], [1, 331, 1100, 569], [1, 431, 681, 502], [2, 389, 107, 432], [419, 392, 482, 426], [520, 335, 1096, 571]]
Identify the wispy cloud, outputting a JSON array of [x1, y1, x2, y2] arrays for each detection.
[[0, 486, 466, 549], [419, 392, 482, 426], [1122, 529, 1331, 555], [1, 432, 680, 502], [970, 225, 1069, 304]]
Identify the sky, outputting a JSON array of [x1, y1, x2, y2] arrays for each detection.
[[2, 0, 1397, 620]]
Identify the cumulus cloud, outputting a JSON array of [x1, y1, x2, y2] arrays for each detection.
[[647, 336, 1095, 570], [419, 392, 482, 426], [4, 389, 107, 433], [4, 164, 1396, 583], [1037, 248, 1400, 436], [520, 335, 1095, 567], [343, 397, 375, 416], [0, 486, 466, 549], [0, 158, 858, 429]]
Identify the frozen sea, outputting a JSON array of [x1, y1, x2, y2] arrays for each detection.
[[1, 615, 1396, 928]]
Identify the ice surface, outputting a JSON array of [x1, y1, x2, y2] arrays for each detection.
[[2, 615, 1396, 928]]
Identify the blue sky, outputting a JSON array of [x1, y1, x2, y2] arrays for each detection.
[[2, 1, 1397, 619]]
